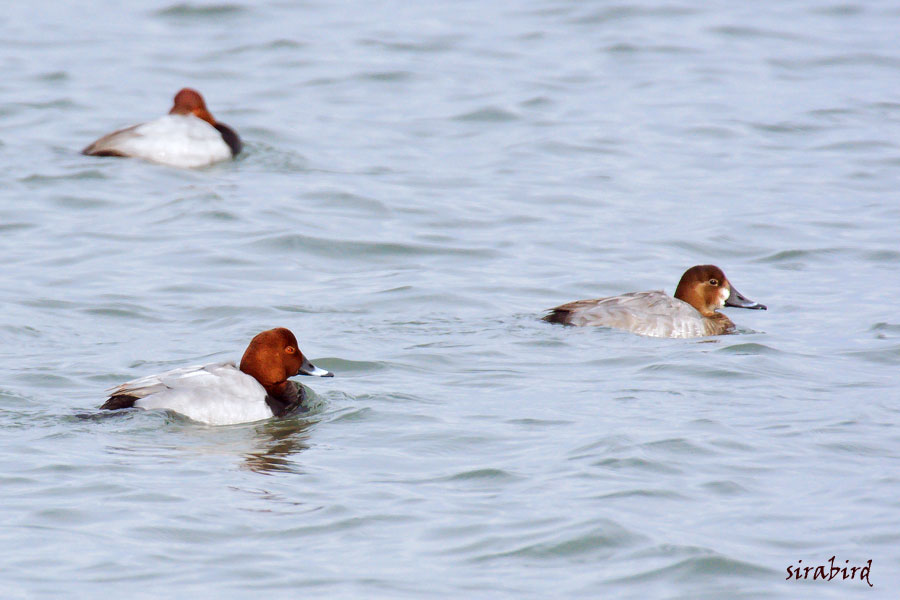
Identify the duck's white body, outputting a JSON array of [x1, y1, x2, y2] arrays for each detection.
[[83, 114, 232, 168], [110, 362, 276, 425]]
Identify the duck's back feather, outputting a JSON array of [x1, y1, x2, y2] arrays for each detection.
[[545, 290, 728, 338]]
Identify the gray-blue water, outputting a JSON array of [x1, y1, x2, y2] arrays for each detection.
[[2, 1, 899, 598]]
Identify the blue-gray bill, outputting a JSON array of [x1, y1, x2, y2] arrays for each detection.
[[299, 357, 334, 377], [725, 286, 767, 310]]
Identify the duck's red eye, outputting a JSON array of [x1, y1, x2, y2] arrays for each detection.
[[285, 346, 296, 354], [709, 278, 719, 286]]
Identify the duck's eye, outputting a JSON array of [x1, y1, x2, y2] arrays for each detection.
[[708, 278, 719, 286], [285, 346, 296, 354]]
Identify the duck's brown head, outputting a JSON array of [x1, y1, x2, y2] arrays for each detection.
[[169, 88, 216, 125], [674, 265, 766, 317]]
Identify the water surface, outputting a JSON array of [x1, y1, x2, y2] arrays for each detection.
[[2, 1, 899, 598]]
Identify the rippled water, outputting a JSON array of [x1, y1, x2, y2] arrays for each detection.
[[2, 1, 899, 598]]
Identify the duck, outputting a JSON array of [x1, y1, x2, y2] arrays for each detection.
[[82, 88, 241, 168], [543, 265, 766, 338], [101, 328, 332, 425]]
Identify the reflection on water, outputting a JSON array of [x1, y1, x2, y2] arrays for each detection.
[[73, 405, 315, 475], [242, 417, 313, 475]]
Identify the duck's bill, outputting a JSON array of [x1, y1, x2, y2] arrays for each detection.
[[725, 286, 767, 310], [298, 357, 334, 377]]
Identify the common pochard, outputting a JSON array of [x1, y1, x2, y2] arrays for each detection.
[[82, 88, 241, 168], [544, 265, 766, 338], [101, 328, 332, 425]]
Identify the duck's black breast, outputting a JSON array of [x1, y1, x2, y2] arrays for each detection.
[[264, 382, 308, 417], [214, 122, 242, 156]]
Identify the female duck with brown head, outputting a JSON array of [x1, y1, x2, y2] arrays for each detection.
[[544, 265, 766, 338], [101, 328, 332, 425], [82, 88, 241, 168]]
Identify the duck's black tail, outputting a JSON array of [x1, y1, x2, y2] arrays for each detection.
[[100, 394, 140, 410], [542, 309, 572, 325]]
